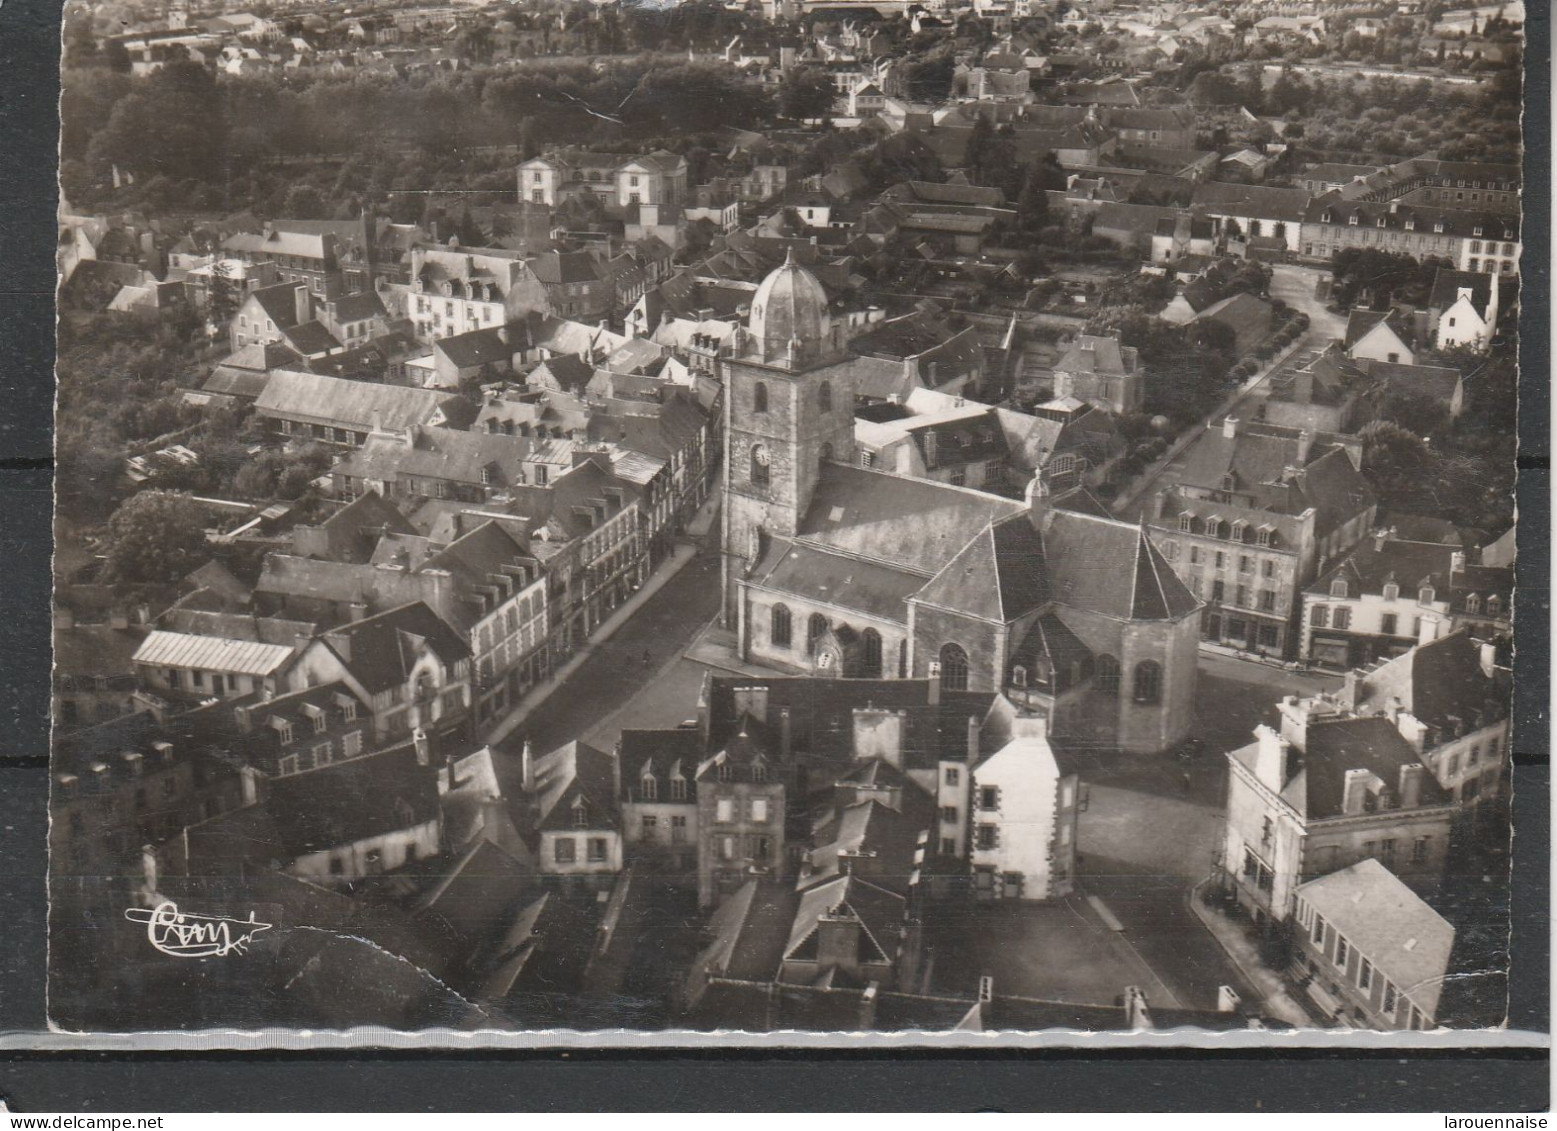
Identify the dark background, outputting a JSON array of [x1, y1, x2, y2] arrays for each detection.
[[0, 0, 1546, 1110]]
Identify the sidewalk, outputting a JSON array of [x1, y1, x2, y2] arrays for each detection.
[[684, 619, 791, 678], [1188, 878, 1315, 1028]]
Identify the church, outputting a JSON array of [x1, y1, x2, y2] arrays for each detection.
[[719, 253, 1202, 755]]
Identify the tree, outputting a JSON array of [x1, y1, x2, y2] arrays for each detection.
[[103, 491, 211, 585], [778, 67, 835, 122], [1017, 161, 1049, 232], [206, 258, 240, 329]]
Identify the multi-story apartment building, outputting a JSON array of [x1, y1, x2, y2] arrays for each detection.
[[396, 246, 549, 343], [964, 709, 1080, 901], [222, 224, 346, 300], [1301, 535, 1512, 668], [1222, 715, 1455, 930], [1146, 418, 1377, 659], [1300, 197, 1520, 276]]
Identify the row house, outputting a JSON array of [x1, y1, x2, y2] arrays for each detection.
[[529, 250, 613, 321], [259, 515, 548, 729], [1145, 418, 1377, 659], [514, 739, 624, 880], [1300, 197, 1520, 276], [1301, 533, 1512, 669], [1188, 181, 1311, 257], [1333, 156, 1520, 216], [1221, 717, 1455, 930]]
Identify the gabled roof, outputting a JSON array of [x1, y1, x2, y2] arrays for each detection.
[[801, 798, 922, 895], [131, 630, 295, 677], [1190, 181, 1310, 223], [255, 369, 460, 432], [244, 282, 308, 329], [1357, 630, 1511, 736], [531, 740, 619, 832], [331, 290, 388, 323], [1344, 308, 1410, 351], [1429, 267, 1495, 311], [1054, 334, 1138, 376], [435, 326, 511, 370], [264, 738, 442, 856], [1300, 716, 1450, 820], [1296, 859, 1454, 1020], [783, 873, 904, 969], [318, 601, 469, 694]]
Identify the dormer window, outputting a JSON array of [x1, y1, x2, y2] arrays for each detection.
[[1012, 665, 1028, 688], [1256, 527, 1273, 547], [1230, 521, 1246, 543], [1465, 594, 1481, 614], [1434, 221, 1445, 233], [1473, 226, 1484, 237], [1321, 210, 1332, 223], [1330, 579, 1349, 599], [573, 801, 589, 828], [717, 761, 732, 782], [1486, 596, 1501, 617], [1348, 214, 1359, 226], [1405, 219, 1416, 231], [641, 775, 657, 801], [1179, 512, 1194, 533], [670, 776, 687, 801], [1383, 583, 1399, 601], [752, 761, 768, 784], [1419, 586, 1435, 605], [1376, 217, 1386, 228]]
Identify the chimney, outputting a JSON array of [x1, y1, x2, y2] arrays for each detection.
[[293, 282, 311, 328], [522, 738, 535, 794], [1450, 550, 1466, 575], [1417, 613, 1440, 645], [611, 742, 622, 802], [1373, 529, 1388, 553], [240, 765, 259, 807], [1478, 639, 1498, 678], [978, 975, 994, 1004], [1217, 986, 1243, 1014], [926, 667, 941, 706], [1395, 711, 1429, 753], [967, 715, 981, 762], [852, 708, 906, 768], [348, 600, 369, 622], [1251, 725, 1288, 790], [1338, 670, 1361, 713], [412, 726, 430, 766], [1296, 429, 1313, 465], [1341, 768, 1375, 816], [1398, 762, 1425, 809], [1222, 416, 1239, 439], [140, 845, 160, 901]]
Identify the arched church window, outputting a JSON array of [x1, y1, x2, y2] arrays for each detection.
[[819, 381, 833, 412], [939, 643, 969, 691], [1132, 660, 1162, 704], [751, 444, 771, 487], [753, 382, 769, 413], [861, 629, 883, 677], [771, 604, 793, 648], [1095, 654, 1121, 695], [807, 614, 828, 656]]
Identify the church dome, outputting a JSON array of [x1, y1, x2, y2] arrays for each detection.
[[749, 249, 831, 364]]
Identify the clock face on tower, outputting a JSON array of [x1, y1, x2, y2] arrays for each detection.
[[753, 445, 770, 467]]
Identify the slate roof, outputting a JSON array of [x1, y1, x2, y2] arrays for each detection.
[[530, 250, 604, 286], [285, 320, 343, 356], [618, 728, 702, 800], [755, 542, 923, 625], [796, 463, 1023, 579], [255, 370, 461, 432], [1007, 611, 1093, 683], [331, 290, 388, 323], [304, 489, 419, 564], [319, 601, 469, 694], [1357, 631, 1511, 736], [336, 426, 536, 492], [1054, 334, 1138, 376], [801, 799, 922, 895], [1044, 510, 1199, 621], [784, 874, 904, 969], [1307, 538, 1458, 600], [245, 282, 309, 328], [435, 327, 511, 370], [264, 739, 442, 856], [1297, 859, 1454, 1020], [911, 514, 1051, 624], [531, 740, 619, 833], [1190, 181, 1310, 223], [689, 877, 798, 986], [1299, 716, 1450, 819], [1429, 268, 1495, 311]]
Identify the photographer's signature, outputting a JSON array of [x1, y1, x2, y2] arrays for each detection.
[[124, 901, 273, 958]]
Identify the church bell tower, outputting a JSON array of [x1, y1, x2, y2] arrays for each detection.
[[719, 251, 857, 627]]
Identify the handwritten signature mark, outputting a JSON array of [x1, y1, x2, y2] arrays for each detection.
[[124, 901, 273, 958]]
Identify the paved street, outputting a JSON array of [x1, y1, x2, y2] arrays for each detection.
[[490, 549, 721, 787], [1268, 262, 1347, 340]]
